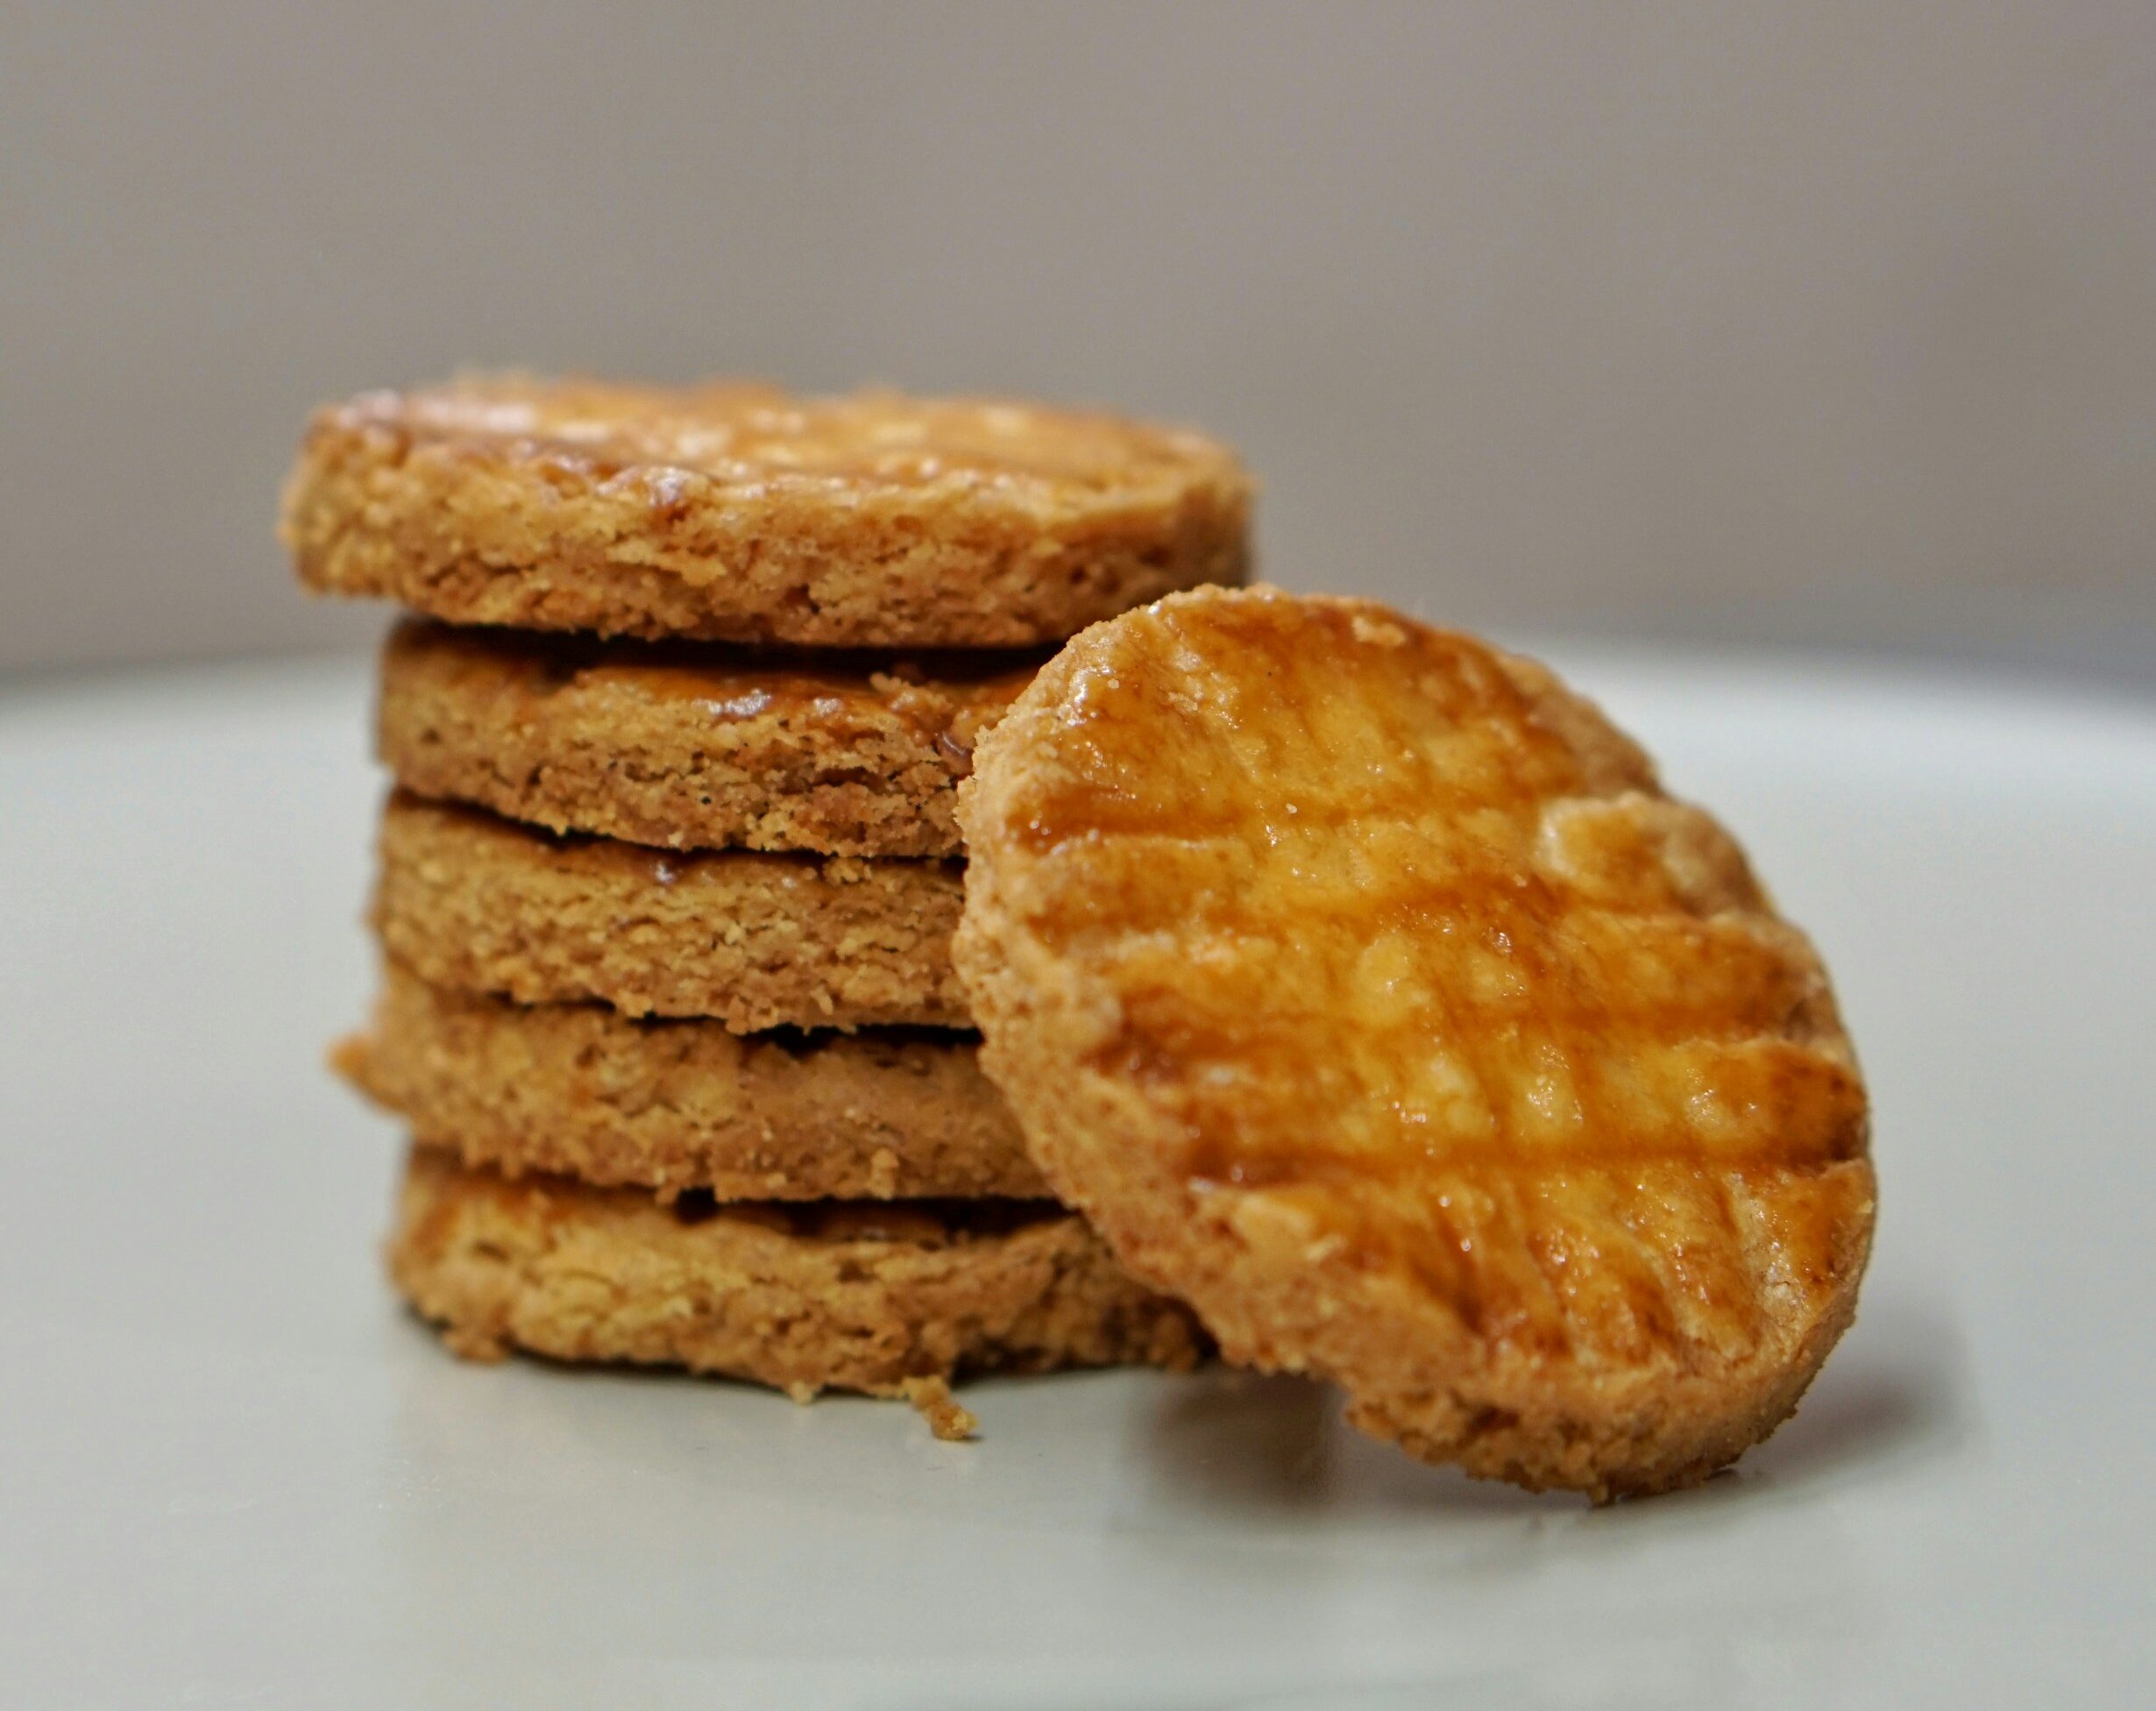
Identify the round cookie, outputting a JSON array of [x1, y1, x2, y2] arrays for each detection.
[[390, 1149, 1206, 1400], [373, 792, 966, 1029], [283, 377, 1253, 647], [338, 963, 1044, 1202], [954, 586, 1876, 1500], [377, 620, 1031, 858]]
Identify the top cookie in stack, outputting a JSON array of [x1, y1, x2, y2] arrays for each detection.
[[283, 375, 1250, 1419], [284, 376, 1251, 649]]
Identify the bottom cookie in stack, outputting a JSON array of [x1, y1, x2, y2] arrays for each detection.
[[388, 1149, 1206, 1416]]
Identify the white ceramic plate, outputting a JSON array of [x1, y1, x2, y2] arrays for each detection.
[[3, 643, 2151, 1707]]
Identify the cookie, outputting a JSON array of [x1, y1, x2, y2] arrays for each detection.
[[338, 963, 1043, 1202], [374, 792, 965, 1029], [283, 377, 1253, 647], [389, 1148, 1206, 1400], [954, 586, 1876, 1500], [377, 620, 1029, 858]]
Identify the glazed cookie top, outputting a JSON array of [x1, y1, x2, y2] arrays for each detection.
[[283, 377, 1252, 647], [954, 586, 1875, 1500]]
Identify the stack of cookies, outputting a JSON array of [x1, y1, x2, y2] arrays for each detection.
[[282, 377, 1252, 1427]]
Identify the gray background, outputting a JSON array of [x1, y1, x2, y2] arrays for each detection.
[[5, 1, 2152, 676]]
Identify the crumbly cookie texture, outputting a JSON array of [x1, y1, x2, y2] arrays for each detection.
[[389, 1149, 1206, 1399], [378, 620, 1031, 858], [901, 1376, 979, 1441], [954, 586, 1876, 1501], [283, 377, 1253, 647], [338, 963, 1044, 1202], [373, 792, 966, 1029]]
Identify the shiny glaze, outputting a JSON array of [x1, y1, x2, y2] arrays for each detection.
[[998, 593, 1870, 1365], [333, 377, 1238, 497]]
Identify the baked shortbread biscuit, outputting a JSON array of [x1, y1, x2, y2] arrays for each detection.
[[339, 964, 1044, 1202], [390, 1150, 1204, 1399], [377, 621, 1030, 859], [283, 378, 1252, 647], [954, 586, 1876, 1500], [373, 792, 965, 1029]]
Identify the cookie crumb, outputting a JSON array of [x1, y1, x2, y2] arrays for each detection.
[[438, 1322, 510, 1364], [903, 1376, 979, 1442]]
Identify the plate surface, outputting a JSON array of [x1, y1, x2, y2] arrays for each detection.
[[2, 643, 2151, 1707]]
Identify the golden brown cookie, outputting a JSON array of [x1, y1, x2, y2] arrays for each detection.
[[954, 586, 1876, 1500], [377, 620, 1030, 858], [283, 377, 1252, 647], [338, 963, 1043, 1202], [373, 792, 965, 1029], [389, 1149, 1206, 1400]]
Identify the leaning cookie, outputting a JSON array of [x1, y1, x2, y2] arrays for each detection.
[[372, 792, 967, 1029], [954, 586, 1875, 1501], [376, 621, 1034, 859], [338, 963, 1045, 1202], [389, 1149, 1206, 1400], [284, 377, 1252, 648]]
